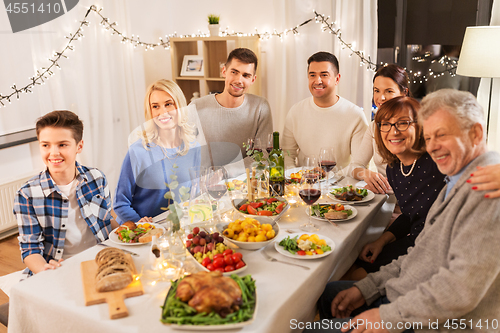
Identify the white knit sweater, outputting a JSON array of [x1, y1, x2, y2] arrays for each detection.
[[282, 96, 368, 171]]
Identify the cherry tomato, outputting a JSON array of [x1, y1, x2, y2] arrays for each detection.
[[215, 267, 225, 273], [231, 254, 241, 263], [249, 202, 263, 209], [224, 255, 234, 265], [233, 252, 243, 260], [207, 263, 215, 271], [213, 253, 224, 260], [224, 265, 235, 272], [297, 250, 306, 256], [334, 203, 345, 211], [213, 257, 225, 268], [239, 204, 248, 212], [275, 203, 284, 214], [247, 205, 257, 215], [201, 257, 212, 267], [223, 249, 233, 256], [267, 198, 278, 203], [235, 261, 246, 269], [257, 210, 273, 216]]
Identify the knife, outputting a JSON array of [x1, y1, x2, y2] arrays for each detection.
[[98, 243, 139, 256]]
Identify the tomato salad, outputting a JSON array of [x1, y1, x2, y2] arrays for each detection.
[[237, 198, 287, 216]]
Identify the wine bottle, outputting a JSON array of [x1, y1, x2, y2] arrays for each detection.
[[268, 131, 285, 196]]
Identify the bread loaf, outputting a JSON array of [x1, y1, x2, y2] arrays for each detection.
[[95, 248, 134, 292], [139, 227, 164, 243]]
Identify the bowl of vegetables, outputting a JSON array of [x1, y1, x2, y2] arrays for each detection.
[[216, 216, 280, 250], [232, 197, 289, 219]]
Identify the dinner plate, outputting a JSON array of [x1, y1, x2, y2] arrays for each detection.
[[306, 205, 357, 222], [327, 187, 375, 204], [274, 233, 335, 260], [163, 279, 257, 330], [109, 223, 166, 246]]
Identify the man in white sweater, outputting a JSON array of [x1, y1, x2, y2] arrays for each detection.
[[190, 48, 272, 176], [310, 90, 500, 333], [282, 52, 368, 170]]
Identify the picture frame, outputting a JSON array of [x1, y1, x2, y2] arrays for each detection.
[[180, 55, 204, 76]]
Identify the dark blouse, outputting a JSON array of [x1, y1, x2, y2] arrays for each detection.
[[386, 152, 446, 241]]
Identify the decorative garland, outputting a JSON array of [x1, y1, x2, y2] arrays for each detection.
[[0, 6, 380, 108], [0, 5, 457, 108]]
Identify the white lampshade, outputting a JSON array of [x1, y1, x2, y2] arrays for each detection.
[[456, 26, 500, 78]]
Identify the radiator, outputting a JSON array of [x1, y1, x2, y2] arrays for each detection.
[[0, 175, 34, 240]]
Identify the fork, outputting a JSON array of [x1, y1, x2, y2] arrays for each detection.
[[330, 176, 345, 186], [261, 250, 310, 270]]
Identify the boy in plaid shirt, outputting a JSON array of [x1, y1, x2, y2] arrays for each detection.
[[13, 111, 118, 275]]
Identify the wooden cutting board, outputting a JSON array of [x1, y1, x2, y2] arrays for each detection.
[[81, 254, 144, 319]]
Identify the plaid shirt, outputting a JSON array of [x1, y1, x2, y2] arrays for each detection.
[[14, 162, 112, 266]]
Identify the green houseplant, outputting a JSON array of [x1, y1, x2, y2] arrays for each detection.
[[207, 14, 220, 37]]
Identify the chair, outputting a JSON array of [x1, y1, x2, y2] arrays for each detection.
[[0, 302, 8, 327]]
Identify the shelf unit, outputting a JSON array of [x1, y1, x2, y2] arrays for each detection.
[[170, 36, 261, 102]]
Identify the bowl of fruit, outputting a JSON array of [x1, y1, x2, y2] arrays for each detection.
[[216, 216, 280, 250], [185, 226, 247, 275]]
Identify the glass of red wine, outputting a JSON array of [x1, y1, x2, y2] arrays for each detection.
[[266, 133, 273, 154], [204, 166, 228, 223], [299, 170, 321, 231], [247, 138, 263, 154], [319, 147, 336, 191]]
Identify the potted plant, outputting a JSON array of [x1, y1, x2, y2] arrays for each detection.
[[208, 14, 220, 37]]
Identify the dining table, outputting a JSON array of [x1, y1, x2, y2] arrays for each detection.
[[8, 176, 395, 333]]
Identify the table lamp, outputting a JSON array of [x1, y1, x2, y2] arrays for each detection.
[[456, 26, 500, 137]]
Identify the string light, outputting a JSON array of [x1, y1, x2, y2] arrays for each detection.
[[1, 6, 378, 108]]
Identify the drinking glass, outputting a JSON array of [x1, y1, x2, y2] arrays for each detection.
[[319, 147, 336, 191], [299, 170, 321, 231], [247, 138, 263, 154], [204, 166, 228, 223], [188, 166, 213, 225], [266, 133, 274, 154]]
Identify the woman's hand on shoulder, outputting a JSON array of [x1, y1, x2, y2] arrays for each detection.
[[468, 164, 500, 199]]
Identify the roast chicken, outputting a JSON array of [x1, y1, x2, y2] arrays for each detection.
[[175, 271, 242, 316]]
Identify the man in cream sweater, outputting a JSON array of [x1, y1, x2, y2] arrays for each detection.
[[282, 51, 368, 170], [311, 89, 500, 333]]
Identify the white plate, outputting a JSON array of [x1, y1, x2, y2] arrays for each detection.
[[306, 205, 357, 222], [327, 187, 375, 204], [164, 285, 257, 331], [274, 233, 335, 259], [109, 223, 166, 246]]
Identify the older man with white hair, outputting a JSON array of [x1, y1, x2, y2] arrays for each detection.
[[310, 89, 500, 333]]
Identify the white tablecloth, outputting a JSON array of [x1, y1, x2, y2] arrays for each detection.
[[8, 177, 393, 333]]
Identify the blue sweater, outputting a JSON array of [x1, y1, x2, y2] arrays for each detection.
[[114, 140, 201, 224]]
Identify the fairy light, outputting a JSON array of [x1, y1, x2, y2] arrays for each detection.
[[1, 6, 379, 108]]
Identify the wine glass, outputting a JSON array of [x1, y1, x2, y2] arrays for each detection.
[[266, 133, 274, 154], [204, 166, 228, 223], [319, 147, 337, 191], [299, 170, 321, 231]]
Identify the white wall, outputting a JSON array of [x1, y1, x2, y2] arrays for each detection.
[[0, 0, 377, 192]]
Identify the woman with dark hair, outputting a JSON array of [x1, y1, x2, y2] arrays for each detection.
[[349, 64, 410, 194], [349, 96, 445, 280]]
